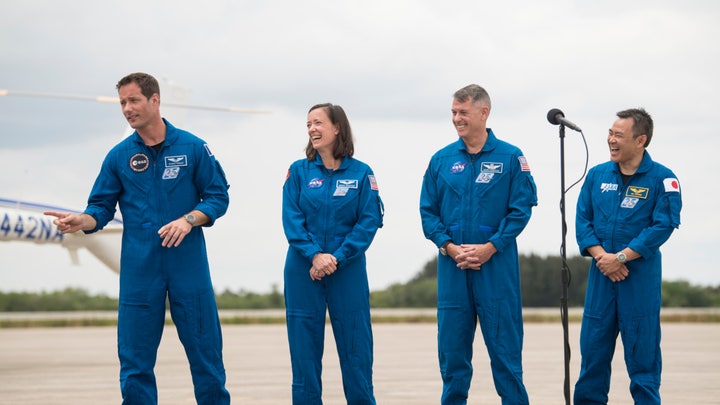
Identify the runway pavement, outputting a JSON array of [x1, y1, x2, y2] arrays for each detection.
[[1, 320, 719, 404]]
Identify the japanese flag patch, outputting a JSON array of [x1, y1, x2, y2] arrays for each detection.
[[663, 178, 680, 192]]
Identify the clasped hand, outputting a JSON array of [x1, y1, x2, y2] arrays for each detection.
[[309, 253, 338, 281], [453, 243, 497, 270], [594, 253, 629, 282]]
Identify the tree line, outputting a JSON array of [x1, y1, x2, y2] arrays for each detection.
[[2, 254, 719, 311]]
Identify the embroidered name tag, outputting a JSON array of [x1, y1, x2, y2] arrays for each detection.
[[336, 179, 358, 189], [165, 155, 187, 167], [626, 186, 649, 199], [481, 162, 503, 173]]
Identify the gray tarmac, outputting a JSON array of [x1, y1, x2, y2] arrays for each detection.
[[1, 314, 719, 404]]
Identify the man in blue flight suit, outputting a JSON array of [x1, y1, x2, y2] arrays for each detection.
[[420, 84, 537, 405], [46, 72, 231, 404], [574, 108, 682, 404]]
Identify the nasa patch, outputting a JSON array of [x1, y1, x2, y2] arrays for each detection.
[[308, 178, 324, 189], [129, 153, 150, 172], [450, 161, 467, 174]]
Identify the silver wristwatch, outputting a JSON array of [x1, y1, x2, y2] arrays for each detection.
[[439, 241, 451, 256], [184, 213, 196, 226], [616, 252, 627, 263]]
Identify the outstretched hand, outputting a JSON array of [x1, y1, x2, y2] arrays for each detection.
[[44, 211, 96, 234]]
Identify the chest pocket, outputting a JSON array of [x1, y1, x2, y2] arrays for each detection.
[[299, 185, 322, 213], [333, 179, 362, 223], [159, 154, 193, 192]]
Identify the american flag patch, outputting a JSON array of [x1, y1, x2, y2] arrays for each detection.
[[518, 156, 531, 172], [368, 175, 379, 190]]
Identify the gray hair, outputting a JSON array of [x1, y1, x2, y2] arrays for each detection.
[[453, 84, 491, 110]]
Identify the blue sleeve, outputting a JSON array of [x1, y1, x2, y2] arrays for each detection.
[[627, 175, 682, 259], [488, 152, 538, 253], [282, 163, 323, 261], [332, 169, 384, 265], [83, 151, 121, 233], [193, 142, 230, 226], [419, 158, 451, 248], [575, 169, 601, 257]]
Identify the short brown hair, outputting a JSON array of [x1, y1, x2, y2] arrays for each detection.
[[116, 72, 160, 100]]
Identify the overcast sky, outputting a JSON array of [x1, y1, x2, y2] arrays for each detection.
[[1, 0, 718, 297]]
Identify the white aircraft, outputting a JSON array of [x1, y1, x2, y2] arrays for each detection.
[[0, 80, 268, 275], [0, 197, 123, 273]]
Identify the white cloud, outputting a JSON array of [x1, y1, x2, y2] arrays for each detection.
[[1, 0, 718, 295]]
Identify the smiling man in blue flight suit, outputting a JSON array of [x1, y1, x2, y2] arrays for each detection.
[[574, 108, 682, 404], [46, 72, 231, 404], [420, 84, 537, 405]]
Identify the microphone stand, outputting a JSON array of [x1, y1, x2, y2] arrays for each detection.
[[558, 123, 572, 405]]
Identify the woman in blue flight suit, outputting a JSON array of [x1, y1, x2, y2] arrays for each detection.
[[282, 103, 384, 405]]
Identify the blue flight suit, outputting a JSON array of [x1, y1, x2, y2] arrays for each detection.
[[420, 131, 537, 405], [282, 156, 384, 405], [574, 151, 682, 405], [83, 119, 231, 404]]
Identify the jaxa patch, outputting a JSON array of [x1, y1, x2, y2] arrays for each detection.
[[621, 197, 639, 209], [129, 153, 150, 172], [165, 155, 187, 167], [450, 161, 467, 174], [481, 162, 503, 173], [475, 172, 494, 183], [308, 178, 324, 189], [162, 167, 180, 180], [601, 183, 619, 193], [626, 186, 649, 199]]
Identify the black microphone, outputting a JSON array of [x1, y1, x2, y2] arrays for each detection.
[[547, 108, 583, 132]]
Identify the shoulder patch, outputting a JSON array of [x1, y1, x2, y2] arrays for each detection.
[[663, 178, 680, 192], [518, 156, 531, 172], [368, 175, 379, 191]]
